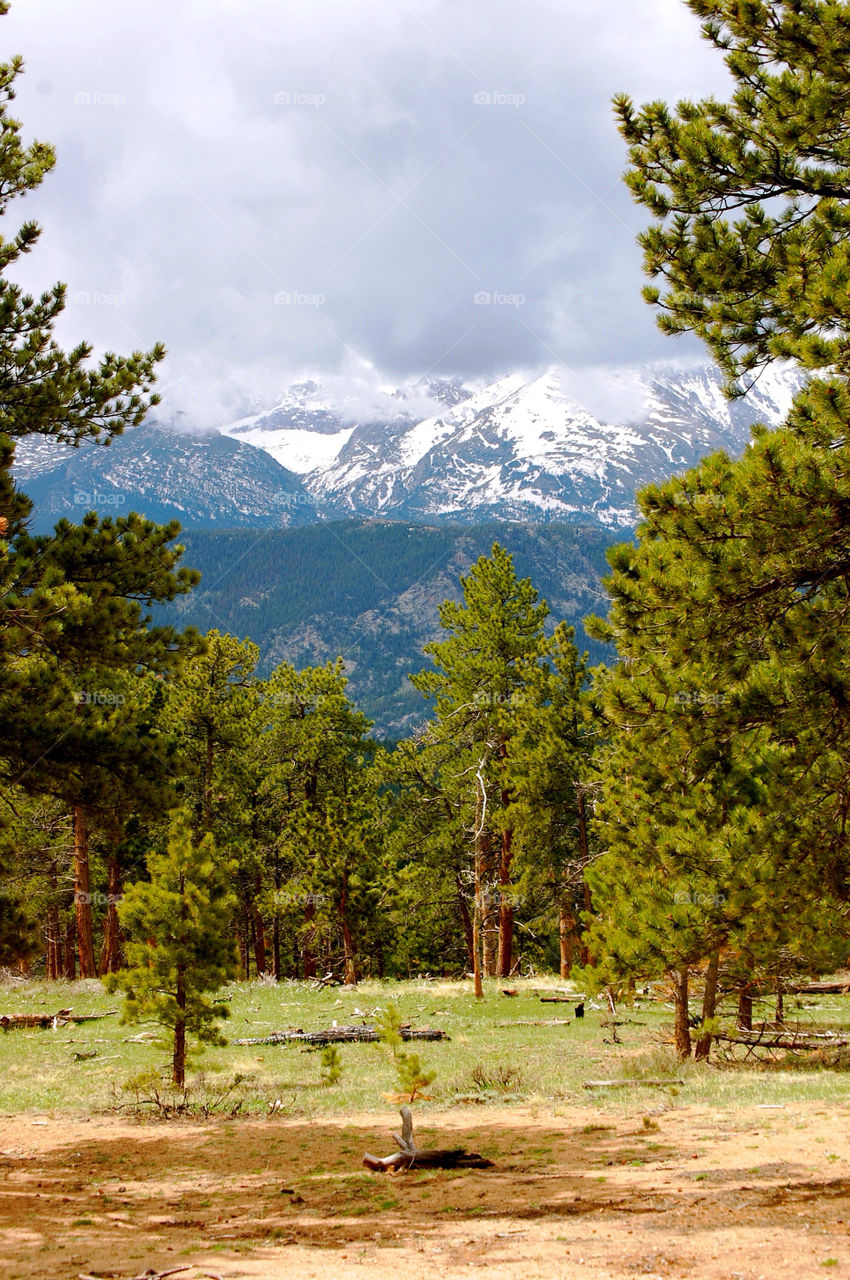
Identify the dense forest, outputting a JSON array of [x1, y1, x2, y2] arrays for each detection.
[[156, 520, 617, 732], [3, 0, 850, 1091]]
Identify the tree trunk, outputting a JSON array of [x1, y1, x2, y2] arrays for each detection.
[[45, 898, 62, 981], [737, 988, 753, 1031], [472, 766, 486, 999], [73, 805, 97, 978], [674, 966, 692, 1060], [302, 900, 317, 979], [496, 826, 514, 978], [99, 856, 123, 974], [173, 1013, 186, 1088], [272, 913, 281, 980], [694, 947, 720, 1062], [482, 896, 499, 977], [63, 916, 76, 979], [456, 872, 474, 970], [173, 871, 187, 1087], [252, 876, 267, 976], [775, 986, 785, 1026], [339, 872, 358, 985], [559, 901, 575, 979], [202, 721, 214, 835], [577, 791, 594, 967]]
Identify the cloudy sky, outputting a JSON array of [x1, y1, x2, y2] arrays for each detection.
[[5, 0, 728, 425]]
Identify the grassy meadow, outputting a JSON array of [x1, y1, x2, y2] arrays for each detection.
[[1, 974, 849, 1118]]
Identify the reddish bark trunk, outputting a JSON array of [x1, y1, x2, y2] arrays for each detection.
[[63, 917, 76, 980], [339, 873, 358, 985], [559, 902, 575, 980], [73, 806, 97, 978], [456, 873, 474, 970], [674, 967, 692, 1060], [694, 947, 720, 1062], [302, 900, 317, 979], [577, 791, 594, 967], [737, 988, 753, 1031], [98, 857, 123, 974]]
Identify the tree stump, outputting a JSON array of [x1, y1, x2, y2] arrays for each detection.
[[362, 1107, 494, 1173]]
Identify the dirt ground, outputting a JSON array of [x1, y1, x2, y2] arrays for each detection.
[[1, 1102, 849, 1280]]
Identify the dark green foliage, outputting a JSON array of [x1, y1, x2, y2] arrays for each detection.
[[158, 521, 617, 734], [617, 0, 850, 389], [107, 810, 236, 1086]]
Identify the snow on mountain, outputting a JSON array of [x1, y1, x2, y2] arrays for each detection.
[[11, 361, 805, 533], [220, 375, 473, 475], [15, 420, 315, 533], [285, 362, 804, 528]]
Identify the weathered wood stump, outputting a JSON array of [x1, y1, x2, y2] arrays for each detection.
[[363, 1106, 494, 1173]]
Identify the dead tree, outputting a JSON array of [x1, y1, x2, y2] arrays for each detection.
[[363, 1106, 493, 1173]]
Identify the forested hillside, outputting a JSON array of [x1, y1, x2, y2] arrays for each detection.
[[160, 520, 618, 732]]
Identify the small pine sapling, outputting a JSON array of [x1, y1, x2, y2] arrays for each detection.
[[320, 1044, 343, 1086], [376, 1001, 436, 1102]]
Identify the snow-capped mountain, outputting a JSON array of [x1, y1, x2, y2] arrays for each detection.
[[15, 420, 315, 533], [13, 362, 804, 533], [221, 363, 802, 528]]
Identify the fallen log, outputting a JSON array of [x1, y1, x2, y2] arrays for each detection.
[[714, 1030, 850, 1051], [583, 1078, 685, 1089], [363, 1106, 493, 1173], [0, 1009, 71, 1030], [787, 980, 850, 995], [496, 1018, 572, 1027], [234, 1024, 449, 1047], [0, 1009, 118, 1031]]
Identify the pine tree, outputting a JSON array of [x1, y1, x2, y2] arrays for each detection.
[[107, 810, 235, 1087], [506, 624, 596, 977], [255, 660, 379, 983], [410, 544, 550, 983], [616, 0, 850, 388]]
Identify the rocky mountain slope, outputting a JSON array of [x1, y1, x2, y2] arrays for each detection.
[[159, 520, 617, 734], [13, 362, 802, 533]]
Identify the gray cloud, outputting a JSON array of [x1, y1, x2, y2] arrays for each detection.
[[6, 0, 728, 425]]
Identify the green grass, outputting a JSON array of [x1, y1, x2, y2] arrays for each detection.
[[1, 975, 849, 1116]]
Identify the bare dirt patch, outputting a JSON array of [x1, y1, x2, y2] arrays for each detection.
[[1, 1103, 849, 1279]]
